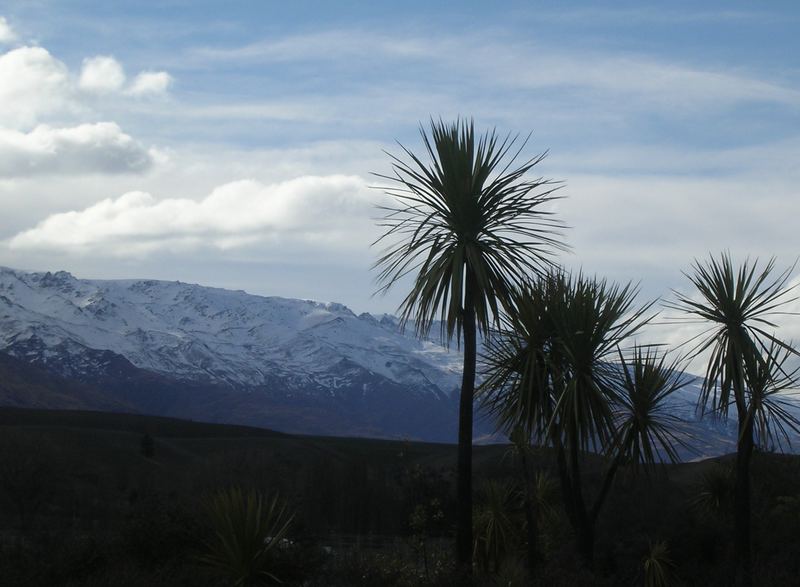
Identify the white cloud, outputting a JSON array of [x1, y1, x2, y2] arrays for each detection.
[[127, 71, 172, 96], [0, 46, 73, 128], [78, 56, 173, 98], [8, 175, 379, 255], [78, 55, 126, 93], [0, 46, 174, 131], [0, 42, 172, 177], [0, 122, 158, 176], [0, 16, 17, 44]]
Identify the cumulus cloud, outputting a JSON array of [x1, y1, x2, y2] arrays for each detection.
[[78, 55, 126, 93], [8, 175, 377, 254], [0, 16, 16, 44], [78, 56, 172, 97], [0, 42, 172, 176], [0, 46, 73, 128], [127, 71, 172, 96], [0, 122, 158, 176], [0, 48, 172, 130]]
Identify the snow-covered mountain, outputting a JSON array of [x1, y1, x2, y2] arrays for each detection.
[[1, 266, 798, 455], [0, 267, 460, 393], [0, 267, 467, 440]]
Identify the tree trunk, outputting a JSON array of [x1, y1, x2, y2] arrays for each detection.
[[554, 441, 576, 529], [554, 427, 595, 565], [518, 444, 539, 574], [456, 280, 477, 576], [569, 438, 594, 565], [590, 456, 621, 526], [734, 410, 754, 587]]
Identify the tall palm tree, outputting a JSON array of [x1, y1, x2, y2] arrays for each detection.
[[480, 271, 685, 563], [373, 119, 566, 571], [668, 253, 799, 587]]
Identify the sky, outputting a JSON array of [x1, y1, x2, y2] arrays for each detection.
[[1, 0, 800, 351]]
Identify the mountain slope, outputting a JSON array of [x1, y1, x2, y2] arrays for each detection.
[[0, 266, 465, 440]]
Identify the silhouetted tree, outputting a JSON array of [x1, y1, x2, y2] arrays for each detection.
[[669, 254, 800, 587], [373, 119, 566, 573], [480, 272, 685, 563]]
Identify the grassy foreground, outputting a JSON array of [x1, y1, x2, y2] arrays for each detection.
[[1, 407, 799, 586]]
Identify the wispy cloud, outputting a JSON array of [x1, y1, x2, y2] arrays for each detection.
[[528, 6, 789, 25], [183, 29, 800, 116]]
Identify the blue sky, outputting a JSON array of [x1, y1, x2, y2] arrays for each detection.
[[1, 1, 799, 350]]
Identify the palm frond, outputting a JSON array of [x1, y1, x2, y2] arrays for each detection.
[[547, 273, 655, 452], [477, 273, 563, 440], [745, 340, 800, 451], [478, 270, 655, 453], [612, 346, 693, 469], [373, 118, 568, 342], [666, 253, 798, 425]]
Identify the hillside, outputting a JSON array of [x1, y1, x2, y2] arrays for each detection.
[[2, 407, 800, 586]]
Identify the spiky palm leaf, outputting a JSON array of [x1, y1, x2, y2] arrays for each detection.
[[479, 274, 565, 441], [530, 470, 560, 520], [199, 487, 294, 587], [667, 253, 798, 419], [373, 118, 567, 341], [613, 346, 692, 468], [745, 340, 800, 451], [479, 271, 653, 451], [690, 464, 734, 517], [643, 540, 675, 587], [473, 479, 521, 572], [547, 273, 654, 453]]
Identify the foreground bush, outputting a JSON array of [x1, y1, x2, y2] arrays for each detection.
[[199, 486, 293, 586]]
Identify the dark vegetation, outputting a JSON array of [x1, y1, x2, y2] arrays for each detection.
[[2, 408, 800, 586]]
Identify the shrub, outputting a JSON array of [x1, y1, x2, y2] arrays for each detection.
[[198, 486, 293, 586]]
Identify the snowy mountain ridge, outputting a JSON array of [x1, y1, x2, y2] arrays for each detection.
[[0, 266, 462, 397]]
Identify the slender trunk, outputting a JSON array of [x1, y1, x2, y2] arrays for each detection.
[[569, 434, 593, 564], [554, 424, 595, 565], [554, 439, 577, 530], [732, 347, 753, 587], [734, 407, 754, 587], [456, 279, 477, 575], [518, 445, 539, 574], [590, 456, 621, 526]]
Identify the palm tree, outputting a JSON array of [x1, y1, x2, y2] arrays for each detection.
[[480, 271, 686, 563], [373, 118, 566, 571], [668, 253, 799, 587]]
